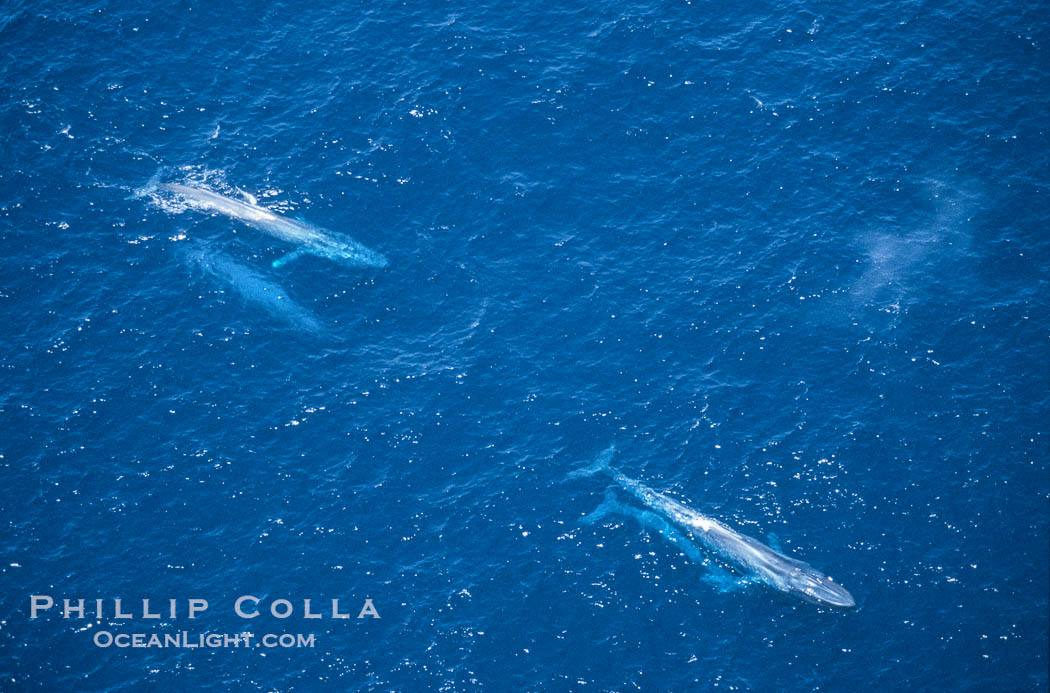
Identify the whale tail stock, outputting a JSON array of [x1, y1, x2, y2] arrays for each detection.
[[126, 169, 165, 201], [567, 444, 616, 480], [142, 170, 163, 194]]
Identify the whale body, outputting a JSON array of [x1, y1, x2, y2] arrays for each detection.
[[179, 241, 322, 331], [573, 446, 856, 609], [162, 183, 388, 269]]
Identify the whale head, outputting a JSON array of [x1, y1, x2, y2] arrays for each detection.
[[329, 241, 389, 269], [781, 568, 855, 609], [348, 247, 389, 269], [368, 252, 390, 269]]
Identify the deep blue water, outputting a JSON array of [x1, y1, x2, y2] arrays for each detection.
[[2, 0, 1048, 690]]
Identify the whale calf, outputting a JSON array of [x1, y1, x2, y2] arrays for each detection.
[[179, 241, 322, 331], [162, 183, 388, 269], [572, 446, 855, 609]]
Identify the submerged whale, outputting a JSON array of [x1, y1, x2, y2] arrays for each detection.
[[162, 183, 388, 269], [179, 241, 322, 331], [572, 446, 855, 609]]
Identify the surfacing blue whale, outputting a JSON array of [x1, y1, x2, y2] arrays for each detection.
[[179, 241, 322, 332], [572, 446, 856, 609], [163, 183, 388, 270]]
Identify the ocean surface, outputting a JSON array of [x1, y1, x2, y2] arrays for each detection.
[[1, 0, 1048, 690]]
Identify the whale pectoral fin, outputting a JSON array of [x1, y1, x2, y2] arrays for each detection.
[[272, 248, 308, 269], [702, 567, 751, 593], [647, 518, 708, 564], [766, 532, 782, 553]]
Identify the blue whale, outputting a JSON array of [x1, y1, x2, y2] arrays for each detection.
[[179, 241, 322, 331], [163, 183, 388, 270], [573, 446, 856, 609]]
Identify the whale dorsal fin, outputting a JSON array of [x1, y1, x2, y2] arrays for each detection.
[[236, 188, 258, 205]]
